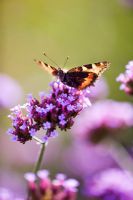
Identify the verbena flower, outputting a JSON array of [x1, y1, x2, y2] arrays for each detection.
[[0, 74, 23, 109], [8, 81, 91, 144], [84, 168, 133, 200], [116, 61, 133, 96], [0, 187, 24, 200], [62, 140, 115, 178], [119, 0, 133, 8], [89, 78, 109, 102], [72, 100, 133, 143], [25, 169, 79, 200]]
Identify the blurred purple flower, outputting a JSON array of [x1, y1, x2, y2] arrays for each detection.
[[72, 100, 133, 143], [116, 61, 133, 96], [0, 169, 25, 200], [89, 78, 109, 102], [25, 169, 79, 200], [0, 188, 14, 200], [0, 74, 23, 109], [84, 168, 133, 200], [62, 141, 116, 178], [118, 0, 133, 8], [0, 133, 63, 167], [8, 80, 91, 144], [0, 187, 24, 200]]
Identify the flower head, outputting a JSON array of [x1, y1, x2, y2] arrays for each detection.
[[84, 168, 133, 200], [119, 0, 133, 8], [0, 187, 24, 200], [116, 61, 133, 96], [72, 100, 133, 144], [62, 141, 115, 178], [0, 74, 23, 109], [25, 169, 79, 200], [89, 78, 109, 102], [8, 81, 90, 144]]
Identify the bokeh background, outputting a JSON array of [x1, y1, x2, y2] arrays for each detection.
[[1, 0, 133, 199]]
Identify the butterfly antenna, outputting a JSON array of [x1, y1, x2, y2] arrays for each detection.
[[43, 52, 60, 67], [63, 56, 69, 68]]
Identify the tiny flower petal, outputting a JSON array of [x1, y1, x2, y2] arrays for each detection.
[[20, 123, 27, 130], [7, 128, 14, 135], [37, 170, 49, 179], [50, 130, 58, 137], [24, 172, 36, 182], [67, 105, 74, 111], [64, 179, 79, 189], [29, 128, 36, 137], [58, 114, 65, 121], [42, 135, 48, 143], [12, 135, 18, 142], [59, 119, 66, 126], [46, 103, 55, 111], [56, 173, 66, 181], [43, 122, 51, 129]]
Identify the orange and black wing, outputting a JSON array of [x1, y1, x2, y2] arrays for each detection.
[[66, 61, 110, 90], [35, 60, 58, 76]]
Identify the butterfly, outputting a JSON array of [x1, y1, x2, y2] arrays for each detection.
[[35, 60, 110, 90]]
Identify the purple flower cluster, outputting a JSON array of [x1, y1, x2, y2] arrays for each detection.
[[8, 81, 90, 144], [72, 100, 133, 143], [25, 169, 79, 200], [84, 168, 133, 200], [117, 61, 133, 96]]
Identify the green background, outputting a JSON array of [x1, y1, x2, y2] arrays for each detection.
[[1, 0, 133, 101]]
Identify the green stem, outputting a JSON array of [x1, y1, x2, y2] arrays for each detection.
[[33, 136, 44, 144], [33, 142, 46, 174], [27, 138, 46, 199]]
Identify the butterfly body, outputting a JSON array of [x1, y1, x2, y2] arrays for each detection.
[[57, 69, 92, 89], [36, 60, 110, 90]]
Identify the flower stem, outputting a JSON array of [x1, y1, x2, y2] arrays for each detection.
[[33, 136, 44, 144], [33, 142, 46, 174]]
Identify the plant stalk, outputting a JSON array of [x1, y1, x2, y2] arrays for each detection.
[[33, 142, 46, 174]]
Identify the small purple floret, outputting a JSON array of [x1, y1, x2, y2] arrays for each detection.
[[12, 135, 18, 142], [20, 123, 27, 130], [43, 122, 51, 130], [46, 103, 55, 111], [58, 114, 65, 121], [67, 105, 75, 111], [29, 128, 36, 137], [7, 128, 14, 135], [59, 119, 66, 126], [50, 130, 58, 137], [42, 135, 48, 143]]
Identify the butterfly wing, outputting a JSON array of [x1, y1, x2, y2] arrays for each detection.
[[35, 60, 58, 76], [67, 61, 110, 89]]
